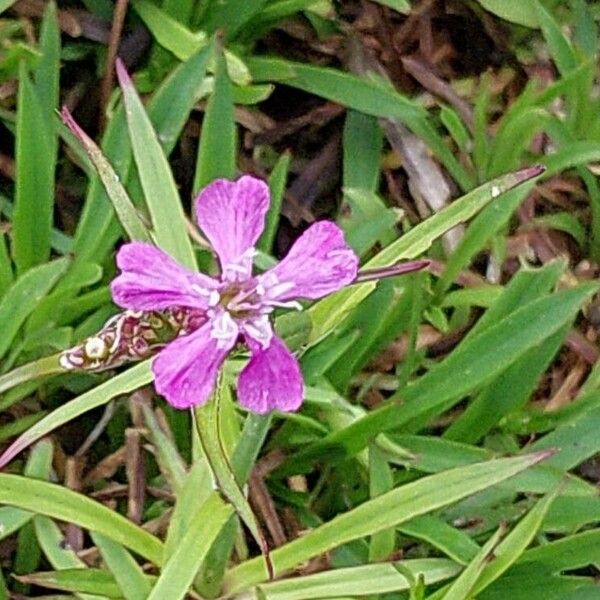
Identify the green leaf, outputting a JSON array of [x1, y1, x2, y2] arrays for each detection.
[[223, 451, 552, 593], [200, 0, 268, 38], [368, 444, 395, 561], [33, 517, 105, 600], [194, 44, 237, 192], [0, 0, 19, 15], [116, 60, 196, 268], [12, 64, 55, 273], [0, 258, 68, 360], [258, 152, 290, 253], [0, 474, 163, 564], [34, 2, 60, 121], [0, 361, 152, 469], [527, 212, 587, 247], [471, 492, 557, 595], [140, 404, 187, 494], [475, 0, 539, 27], [14, 568, 129, 598], [399, 516, 480, 565], [255, 559, 459, 600], [445, 326, 568, 443], [283, 282, 596, 475], [0, 506, 33, 541], [308, 165, 544, 342], [92, 532, 152, 600], [70, 45, 212, 282], [146, 494, 232, 600], [247, 56, 472, 190], [132, 0, 208, 59], [535, 1, 578, 75], [60, 108, 151, 242], [0, 232, 13, 298], [194, 412, 273, 597], [435, 524, 506, 600], [193, 377, 272, 577], [343, 110, 382, 193]]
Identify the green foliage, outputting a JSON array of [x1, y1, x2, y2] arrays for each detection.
[[1, 2, 600, 599]]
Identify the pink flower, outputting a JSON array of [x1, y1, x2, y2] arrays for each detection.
[[111, 176, 359, 413]]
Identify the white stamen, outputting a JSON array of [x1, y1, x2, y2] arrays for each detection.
[[264, 299, 303, 311], [210, 311, 239, 347], [208, 290, 220, 306], [242, 316, 273, 349]]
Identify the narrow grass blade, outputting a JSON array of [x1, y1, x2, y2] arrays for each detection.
[[146, 494, 232, 600], [0, 361, 152, 468], [247, 56, 472, 190], [535, 1, 577, 75], [34, 517, 104, 600], [132, 0, 208, 59], [71, 44, 212, 275], [92, 532, 152, 600], [12, 64, 55, 273], [33, 2, 60, 121], [223, 450, 553, 593], [0, 474, 163, 564], [0, 258, 68, 360], [194, 378, 273, 578], [308, 164, 544, 342], [13, 441, 53, 594], [116, 60, 196, 268], [194, 412, 273, 597], [14, 569, 125, 598], [368, 444, 395, 561], [194, 44, 236, 191], [258, 152, 289, 253], [434, 526, 506, 600], [61, 108, 151, 242], [469, 492, 557, 596], [255, 559, 460, 600], [0, 232, 13, 298], [283, 282, 596, 475]]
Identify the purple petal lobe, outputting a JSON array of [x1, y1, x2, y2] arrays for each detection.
[[238, 337, 303, 414], [195, 176, 269, 278], [261, 221, 358, 301], [111, 242, 218, 311], [152, 322, 234, 409]]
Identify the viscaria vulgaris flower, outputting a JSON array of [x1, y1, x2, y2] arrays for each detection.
[[111, 175, 359, 413]]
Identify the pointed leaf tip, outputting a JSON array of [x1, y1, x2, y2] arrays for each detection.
[[514, 164, 546, 183], [60, 106, 86, 141], [531, 447, 557, 462], [115, 57, 131, 88]]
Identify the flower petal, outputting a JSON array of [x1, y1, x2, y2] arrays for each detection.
[[238, 336, 303, 413], [111, 242, 218, 311], [152, 322, 234, 409], [260, 221, 358, 301], [195, 176, 269, 278]]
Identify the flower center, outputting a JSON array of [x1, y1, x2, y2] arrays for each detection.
[[217, 279, 263, 319]]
